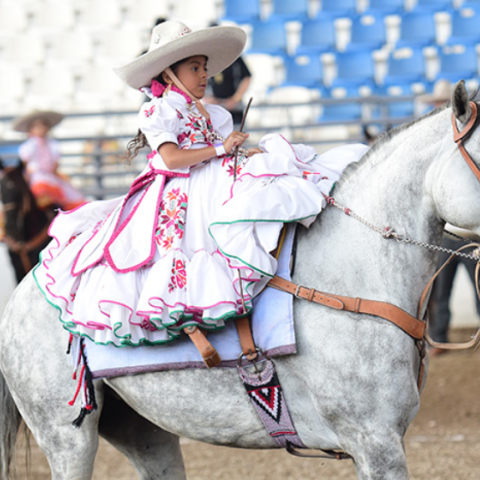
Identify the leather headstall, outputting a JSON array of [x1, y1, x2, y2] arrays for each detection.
[[452, 101, 480, 183]]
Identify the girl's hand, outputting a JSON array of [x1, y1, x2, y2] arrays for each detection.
[[247, 147, 263, 157], [223, 131, 249, 154]]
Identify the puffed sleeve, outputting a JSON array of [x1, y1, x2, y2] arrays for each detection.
[[138, 98, 180, 152], [205, 104, 234, 140]]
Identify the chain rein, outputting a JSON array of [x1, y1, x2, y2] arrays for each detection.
[[325, 197, 480, 262]]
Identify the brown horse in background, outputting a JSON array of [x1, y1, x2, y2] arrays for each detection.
[[0, 158, 53, 283]]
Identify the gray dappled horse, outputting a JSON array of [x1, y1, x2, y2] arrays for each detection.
[[1, 81, 479, 480]]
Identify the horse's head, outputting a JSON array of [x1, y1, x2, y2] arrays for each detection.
[[430, 80, 480, 235]]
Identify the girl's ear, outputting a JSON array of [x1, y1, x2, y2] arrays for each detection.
[[161, 71, 172, 84]]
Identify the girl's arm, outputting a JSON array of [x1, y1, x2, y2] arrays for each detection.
[[159, 131, 249, 170]]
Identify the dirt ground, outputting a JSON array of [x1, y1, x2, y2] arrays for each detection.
[[11, 328, 480, 480]]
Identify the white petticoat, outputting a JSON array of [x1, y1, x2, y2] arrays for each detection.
[[33, 134, 368, 347]]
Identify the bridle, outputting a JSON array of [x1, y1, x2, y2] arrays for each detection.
[[422, 100, 480, 350], [452, 101, 480, 183]]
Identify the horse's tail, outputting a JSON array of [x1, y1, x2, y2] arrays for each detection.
[[0, 371, 22, 480]]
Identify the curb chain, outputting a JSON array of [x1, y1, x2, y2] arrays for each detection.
[[326, 197, 480, 262]]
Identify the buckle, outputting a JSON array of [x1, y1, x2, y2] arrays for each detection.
[[295, 284, 307, 298]]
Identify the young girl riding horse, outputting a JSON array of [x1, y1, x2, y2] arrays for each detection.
[[33, 21, 368, 352]]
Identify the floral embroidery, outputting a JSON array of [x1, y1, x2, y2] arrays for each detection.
[[155, 188, 188, 252], [144, 105, 155, 117], [168, 259, 187, 293], [221, 153, 247, 177], [183, 115, 215, 146], [140, 318, 158, 332], [177, 131, 189, 144], [176, 109, 184, 119]]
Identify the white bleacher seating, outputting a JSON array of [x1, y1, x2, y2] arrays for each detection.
[[0, 3, 29, 34], [170, 1, 220, 29], [75, 66, 125, 111], [46, 32, 94, 67], [95, 29, 145, 68], [30, 1, 76, 32], [0, 67, 25, 115], [2, 33, 46, 68], [76, 0, 123, 30], [25, 67, 76, 109], [122, 0, 171, 28]]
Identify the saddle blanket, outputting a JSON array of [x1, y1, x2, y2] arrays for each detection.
[[87, 224, 297, 379]]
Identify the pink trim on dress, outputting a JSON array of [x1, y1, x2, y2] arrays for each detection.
[[279, 134, 308, 165], [104, 175, 165, 273], [44, 272, 75, 315]]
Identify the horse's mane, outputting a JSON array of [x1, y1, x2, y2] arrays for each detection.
[[338, 87, 480, 184]]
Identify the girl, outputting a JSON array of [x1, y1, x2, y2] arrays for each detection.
[[14, 110, 85, 211], [33, 21, 368, 349]]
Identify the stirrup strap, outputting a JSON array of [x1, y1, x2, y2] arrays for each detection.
[[236, 316, 258, 360], [184, 326, 221, 368]]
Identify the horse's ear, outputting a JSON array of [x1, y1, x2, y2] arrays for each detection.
[[452, 80, 472, 123]]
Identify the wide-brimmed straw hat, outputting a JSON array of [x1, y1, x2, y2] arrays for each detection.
[[13, 110, 64, 133], [114, 20, 247, 90], [417, 79, 453, 104]]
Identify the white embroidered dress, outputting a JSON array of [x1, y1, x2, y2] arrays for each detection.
[[33, 89, 368, 347]]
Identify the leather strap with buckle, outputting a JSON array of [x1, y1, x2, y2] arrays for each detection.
[[268, 276, 426, 340]]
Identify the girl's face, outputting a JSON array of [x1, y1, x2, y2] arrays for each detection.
[[28, 119, 50, 138], [170, 55, 208, 99]]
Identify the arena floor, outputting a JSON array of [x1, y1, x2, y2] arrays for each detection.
[[10, 328, 480, 480]]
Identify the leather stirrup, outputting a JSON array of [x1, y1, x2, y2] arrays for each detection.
[[184, 326, 221, 368]]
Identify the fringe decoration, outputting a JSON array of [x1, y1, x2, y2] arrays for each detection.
[[67, 336, 97, 428], [66, 333, 73, 354]]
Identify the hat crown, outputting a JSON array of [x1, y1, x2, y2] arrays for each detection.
[[148, 21, 193, 53]]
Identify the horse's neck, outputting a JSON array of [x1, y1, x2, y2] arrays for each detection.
[[295, 111, 449, 313], [341, 111, 450, 230]]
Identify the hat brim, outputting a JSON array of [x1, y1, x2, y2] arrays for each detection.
[[114, 26, 247, 90], [13, 111, 64, 133]]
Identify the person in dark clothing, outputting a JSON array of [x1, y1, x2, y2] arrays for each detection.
[[0, 157, 52, 283]]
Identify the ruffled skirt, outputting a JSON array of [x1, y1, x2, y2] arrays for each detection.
[[33, 134, 368, 346]]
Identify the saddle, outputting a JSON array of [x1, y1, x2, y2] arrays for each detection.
[[183, 226, 289, 367]]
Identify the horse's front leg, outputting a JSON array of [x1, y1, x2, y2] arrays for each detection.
[[99, 384, 186, 480], [344, 428, 410, 480]]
